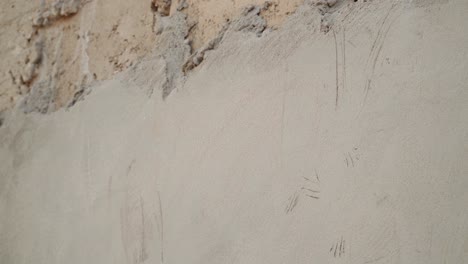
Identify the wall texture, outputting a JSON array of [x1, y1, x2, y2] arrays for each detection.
[[1, 0, 467, 263]]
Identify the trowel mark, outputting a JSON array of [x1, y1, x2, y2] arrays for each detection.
[[362, 2, 398, 109], [120, 190, 148, 264], [285, 173, 321, 214], [280, 88, 287, 166], [332, 26, 347, 110], [285, 192, 300, 213], [139, 196, 148, 263], [84, 132, 91, 205], [155, 191, 165, 263], [330, 236, 346, 258], [342, 28, 347, 101], [333, 30, 339, 109]]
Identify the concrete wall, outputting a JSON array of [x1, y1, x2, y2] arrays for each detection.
[[1, 0, 467, 263]]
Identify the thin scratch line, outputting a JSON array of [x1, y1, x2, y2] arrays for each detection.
[[342, 29, 346, 95], [157, 191, 164, 263], [363, 3, 397, 107], [364, 255, 385, 264], [333, 30, 339, 110], [280, 89, 287, 167], [343, 239, 345, 254], [301, 187, 320, 193], [339, 236, 343, 256], [85, 133, 91, 204], [139, 196, 147, 262]]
